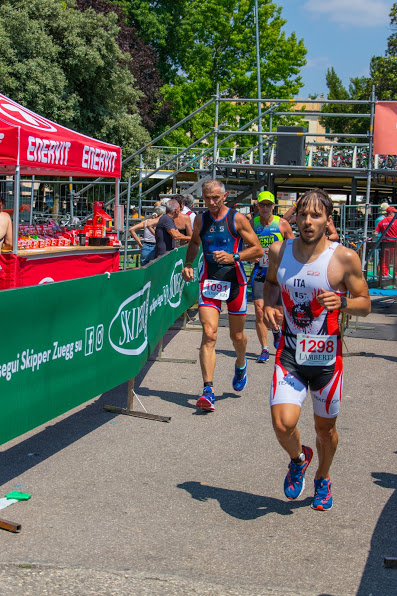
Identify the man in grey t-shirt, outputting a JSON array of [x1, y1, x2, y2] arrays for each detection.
[[155, 199, 191, 257]]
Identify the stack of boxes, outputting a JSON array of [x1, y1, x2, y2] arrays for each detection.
[[17, 202, 120, 250]]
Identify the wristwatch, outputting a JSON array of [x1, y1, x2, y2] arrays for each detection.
[[340, 296, 347, 310], [233, 252, 241, 262]]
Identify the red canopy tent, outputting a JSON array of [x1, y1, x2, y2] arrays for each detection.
[[0, 92, 121, 178], [0, 93, 122, 254]]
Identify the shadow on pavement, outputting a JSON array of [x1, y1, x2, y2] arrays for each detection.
[[177, 481, 312, 520], [0, 388, 129, 487], [358, 352, 397, 363], [357, 467, 397, 595], [0, 331, 183, 488]]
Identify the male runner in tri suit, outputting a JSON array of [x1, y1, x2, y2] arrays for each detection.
[[263, 188, 370, 510], [182, 179, 262, 411], [250, 191, 294, 363]]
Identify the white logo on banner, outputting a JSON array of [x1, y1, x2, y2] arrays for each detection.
[[95, 325, 104, 351], [166, 258, 185, 308], [0, 133, 4, 144], [108, 282, 151, 356], [0, 101, 57, 132], [85, 327, 95, 356]]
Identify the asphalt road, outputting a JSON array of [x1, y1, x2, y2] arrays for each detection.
[[0, 299, 396, 596]]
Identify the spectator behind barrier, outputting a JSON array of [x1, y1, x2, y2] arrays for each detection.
[[155, 199, 192, 258], [172, 194, 193, 243], [182, 193, 196, 228], [0, 197, 13, 251], [129, 205, 166, 267]]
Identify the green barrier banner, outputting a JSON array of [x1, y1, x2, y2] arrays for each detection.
[[0, 246, 201, 446]]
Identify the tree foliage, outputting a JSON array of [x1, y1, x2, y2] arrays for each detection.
[[0, 0, 149, 159], [121, 0, 307, 146], [75, 0, 171, 132]]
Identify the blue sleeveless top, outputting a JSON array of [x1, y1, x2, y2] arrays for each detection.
[[199, 208, 246, 283]]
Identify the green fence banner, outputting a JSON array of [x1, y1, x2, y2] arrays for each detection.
[[0, 246, 201, 446]]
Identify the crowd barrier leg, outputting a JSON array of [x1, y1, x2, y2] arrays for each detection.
[[150, 336, 197, 363], [169, 309, 202, 332], [104, 377, 171, 423], [341, 311, 366, 357]]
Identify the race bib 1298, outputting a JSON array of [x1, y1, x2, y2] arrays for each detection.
[[296, 334, 337, 366]]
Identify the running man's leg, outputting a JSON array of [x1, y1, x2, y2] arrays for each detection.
[[313, 414, 338, 480], [253, 298, 268, 347], [270, 361, 313, 499], [228, 313, 247, 368], [271, 403, 302, 459], [199, 306, 220, 383]]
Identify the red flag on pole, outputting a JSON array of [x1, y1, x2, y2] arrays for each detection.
[[373, 102, 397, 155]]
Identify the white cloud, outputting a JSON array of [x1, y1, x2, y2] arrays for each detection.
[[304, 56, 329, 69], [303, 0, 390, 27]]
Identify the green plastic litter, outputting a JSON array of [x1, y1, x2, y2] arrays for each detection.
[[5, 491, 32, 501]]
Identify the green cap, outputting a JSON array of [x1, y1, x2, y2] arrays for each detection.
[[257, 191, 275, 203]]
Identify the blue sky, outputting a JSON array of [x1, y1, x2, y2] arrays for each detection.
[[278, 0, 392, 98]]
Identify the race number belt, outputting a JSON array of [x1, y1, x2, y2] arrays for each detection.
[[259, 249, 269, 268], [296, 334, 337, 366], [202, 279, 231, 300]]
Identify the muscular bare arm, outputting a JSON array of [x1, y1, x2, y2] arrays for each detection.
[[168, 227, 192, 242], [317, 246, 371, 317], [1, 213, 13, 250], [282, 203, 297, 224], [129, 220, 145, 248], [182, 215, 202, 281], [279, 218, 295, 239], [326, 218, 339, 241]]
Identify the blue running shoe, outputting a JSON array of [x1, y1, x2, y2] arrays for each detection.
[[284, 445, 313, 500], [311, 477, 333, 510], [256, 348, 269, 363], [232, 358, 247, 391], [273, 330, 282, 349], [196, 386, 215, 411]]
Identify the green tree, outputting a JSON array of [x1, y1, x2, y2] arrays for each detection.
[[369, 3, 397, 100], [319, 68, 371, 139], [75, 0, 171, 132], [122, 0, 307, 146], [0, 0, 149, 160]]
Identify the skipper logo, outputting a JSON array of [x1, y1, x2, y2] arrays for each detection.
[[165, 259, 185, 308], [198, 252, 204, 273], [108, 282, 150, 355]]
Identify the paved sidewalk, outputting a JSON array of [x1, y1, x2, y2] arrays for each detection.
[[0, 298, 396, 595]]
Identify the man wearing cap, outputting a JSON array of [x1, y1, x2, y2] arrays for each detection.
[[375, 205, 397, 277], [250, 191, 294, 362], [374, 202, 389, 230]]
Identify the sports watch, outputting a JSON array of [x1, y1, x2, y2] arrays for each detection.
[[233, 252, 241, 262], [340, 296, 347, 309]]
